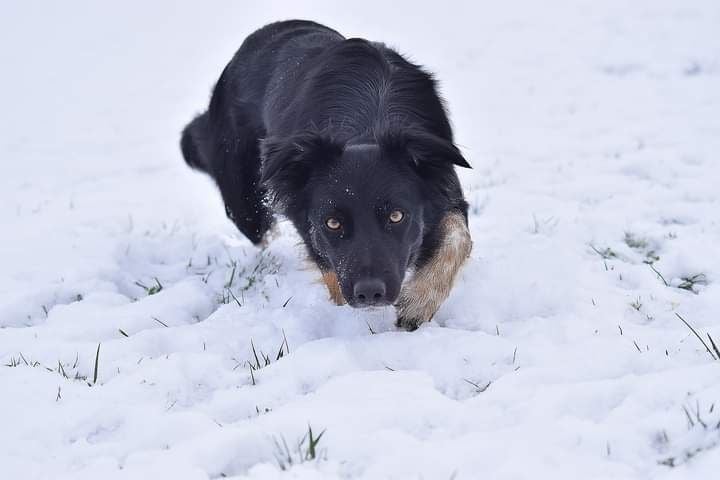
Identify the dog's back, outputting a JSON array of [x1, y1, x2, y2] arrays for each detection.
[[183, 20, 454, 172], [180, 21, 349, 242], [181, 21, 342, 173]]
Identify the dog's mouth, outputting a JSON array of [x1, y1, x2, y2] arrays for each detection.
[[345, 296, 395, 309]]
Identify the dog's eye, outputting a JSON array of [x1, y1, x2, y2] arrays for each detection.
[[325, 217, 342, 230], [389, 210, 404, 223]]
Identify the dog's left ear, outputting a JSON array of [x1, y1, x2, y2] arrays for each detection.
[[380, 129, 471, 169], [259, 131, 343, 205]]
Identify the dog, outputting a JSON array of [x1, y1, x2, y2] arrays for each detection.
[[181, 20, 471, 330]]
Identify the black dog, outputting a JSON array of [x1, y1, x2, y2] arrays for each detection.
[[181, 20, 471, 329]]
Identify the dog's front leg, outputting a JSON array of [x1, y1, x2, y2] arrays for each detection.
[[395, 211, 472, 331]]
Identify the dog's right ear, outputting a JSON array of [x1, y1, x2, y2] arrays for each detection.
[[259, 131, 343, 206]]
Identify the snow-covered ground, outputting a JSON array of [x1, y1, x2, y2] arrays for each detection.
[[2, 1, 719, 478]]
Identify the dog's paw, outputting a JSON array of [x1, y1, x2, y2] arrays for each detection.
[[395, 302, 435, 331], [395, 314, 424, 331], [394, 294, 437, 331]]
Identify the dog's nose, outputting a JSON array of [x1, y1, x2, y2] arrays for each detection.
[[353, 278, 387, 305]]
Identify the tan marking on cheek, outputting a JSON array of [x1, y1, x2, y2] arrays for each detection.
[[396, 211, 472, 330], [322, 270, 346, 305]]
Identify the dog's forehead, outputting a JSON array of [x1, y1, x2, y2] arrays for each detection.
[[335, 143, 405, 173], [310, 143, 418, 207], [319, 174, 415, 212], [328, 147, 396, 184], [338, 143, 383, 167]]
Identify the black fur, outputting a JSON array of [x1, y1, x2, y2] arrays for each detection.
[[181, 20, 469, 305]]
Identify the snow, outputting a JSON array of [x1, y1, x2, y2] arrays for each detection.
[[2, 0, 720, 478]]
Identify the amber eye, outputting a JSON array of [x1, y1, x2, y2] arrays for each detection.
[[325, 217, 342, 230], [389, 210, 404, 223]]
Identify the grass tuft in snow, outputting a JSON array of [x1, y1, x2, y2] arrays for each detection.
[[658, 400, 720, 467], [590, 244, 618, 260], [135, 277, 163, 295], [624, 231, 660, 263], [5, 351, 89, 383], [463, 378, 491, 393], [92, 344, 101, 385], [530, 214, 558, 235], [233, 332, 290, 385], [152, 316, 169, 328], [676, 273, 708, 293], [707, 334, 720, 360], [623, 232, 648, 250], [648, 263, 669, 286], [224, 262, 237, 289], [675, 313, 718, 361], [273, 425, 326, 471], [647, 264, 708, 294], [215, 252, 281, 305]]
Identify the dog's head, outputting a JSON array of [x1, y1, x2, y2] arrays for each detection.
[[260, 128, 469, 307]]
